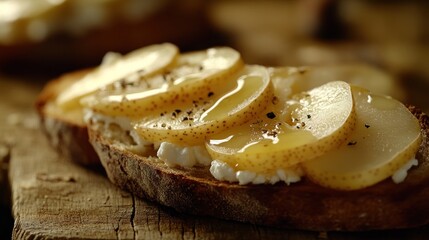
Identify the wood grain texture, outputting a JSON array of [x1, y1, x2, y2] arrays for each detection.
[[3, 76, 429, 239], [0, 143, 10, 205], [8, 124, 312, 239]]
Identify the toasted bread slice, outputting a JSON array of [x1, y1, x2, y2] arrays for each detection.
[[36, 61, 429, 230], [87, 105, 429, 231], [36, 69, 100, 165]]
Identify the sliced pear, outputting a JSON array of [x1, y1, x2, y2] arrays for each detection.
[[56, 43, 179, 110], [302, 87, 422, 190], [82, 47, 244, 118], [206, 81, 356, 174], [133, 65, 273, 146], [270, 64, 405, 102]]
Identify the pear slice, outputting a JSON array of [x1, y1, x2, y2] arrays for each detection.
[[82, 47, 244, 118], [133, 65, 273, 146], [205, 81, 355, 174], [302, 87, 422, 190], [56, 43, 179, 110], [270, 64, 405, 102]]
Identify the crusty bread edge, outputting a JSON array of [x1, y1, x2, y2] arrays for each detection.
[[89, 105, 429, 231], [35, 69, 100, 165]]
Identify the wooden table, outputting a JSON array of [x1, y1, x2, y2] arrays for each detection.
[[2, 75, 429, 239]]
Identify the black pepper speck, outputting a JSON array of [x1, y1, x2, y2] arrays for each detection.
[[266, 112, 276, 119]]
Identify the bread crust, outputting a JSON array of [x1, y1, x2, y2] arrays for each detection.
[[88, 105, 429, 231], [36, 70, 100, 165]]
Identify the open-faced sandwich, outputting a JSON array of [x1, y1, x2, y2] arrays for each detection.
[[36, 43, 429, 231]]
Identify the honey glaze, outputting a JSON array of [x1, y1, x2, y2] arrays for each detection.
[[200, 74, 265, 122], [132, 65, 273, 146], [81, 47, 244, 118], [206, 81, 355, 173]]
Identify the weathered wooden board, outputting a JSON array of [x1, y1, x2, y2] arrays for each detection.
[[2, 76, 429, 239]]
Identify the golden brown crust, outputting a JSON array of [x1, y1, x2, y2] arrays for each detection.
[[36, 69, 100, 165], [88, 105, 429, 231]]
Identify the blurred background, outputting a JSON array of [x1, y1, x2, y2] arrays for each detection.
[[0, 0, 428, 237], [0, 0, 428, 110]]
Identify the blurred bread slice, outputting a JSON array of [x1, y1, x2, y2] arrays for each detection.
[[0, 0, 217, 74]]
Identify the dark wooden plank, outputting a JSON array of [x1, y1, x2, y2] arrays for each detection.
[[7, 117, 316, 239]]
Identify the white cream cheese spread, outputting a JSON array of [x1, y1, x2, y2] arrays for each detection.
[[391, 158, 418, 184], [85, 104, 305, 185], [84, 109, 151, 155], [156, 142, 212, 167], [210, 159, 303, 185]]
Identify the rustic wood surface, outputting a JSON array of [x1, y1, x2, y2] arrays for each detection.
[[2, 75, 429, 240]]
